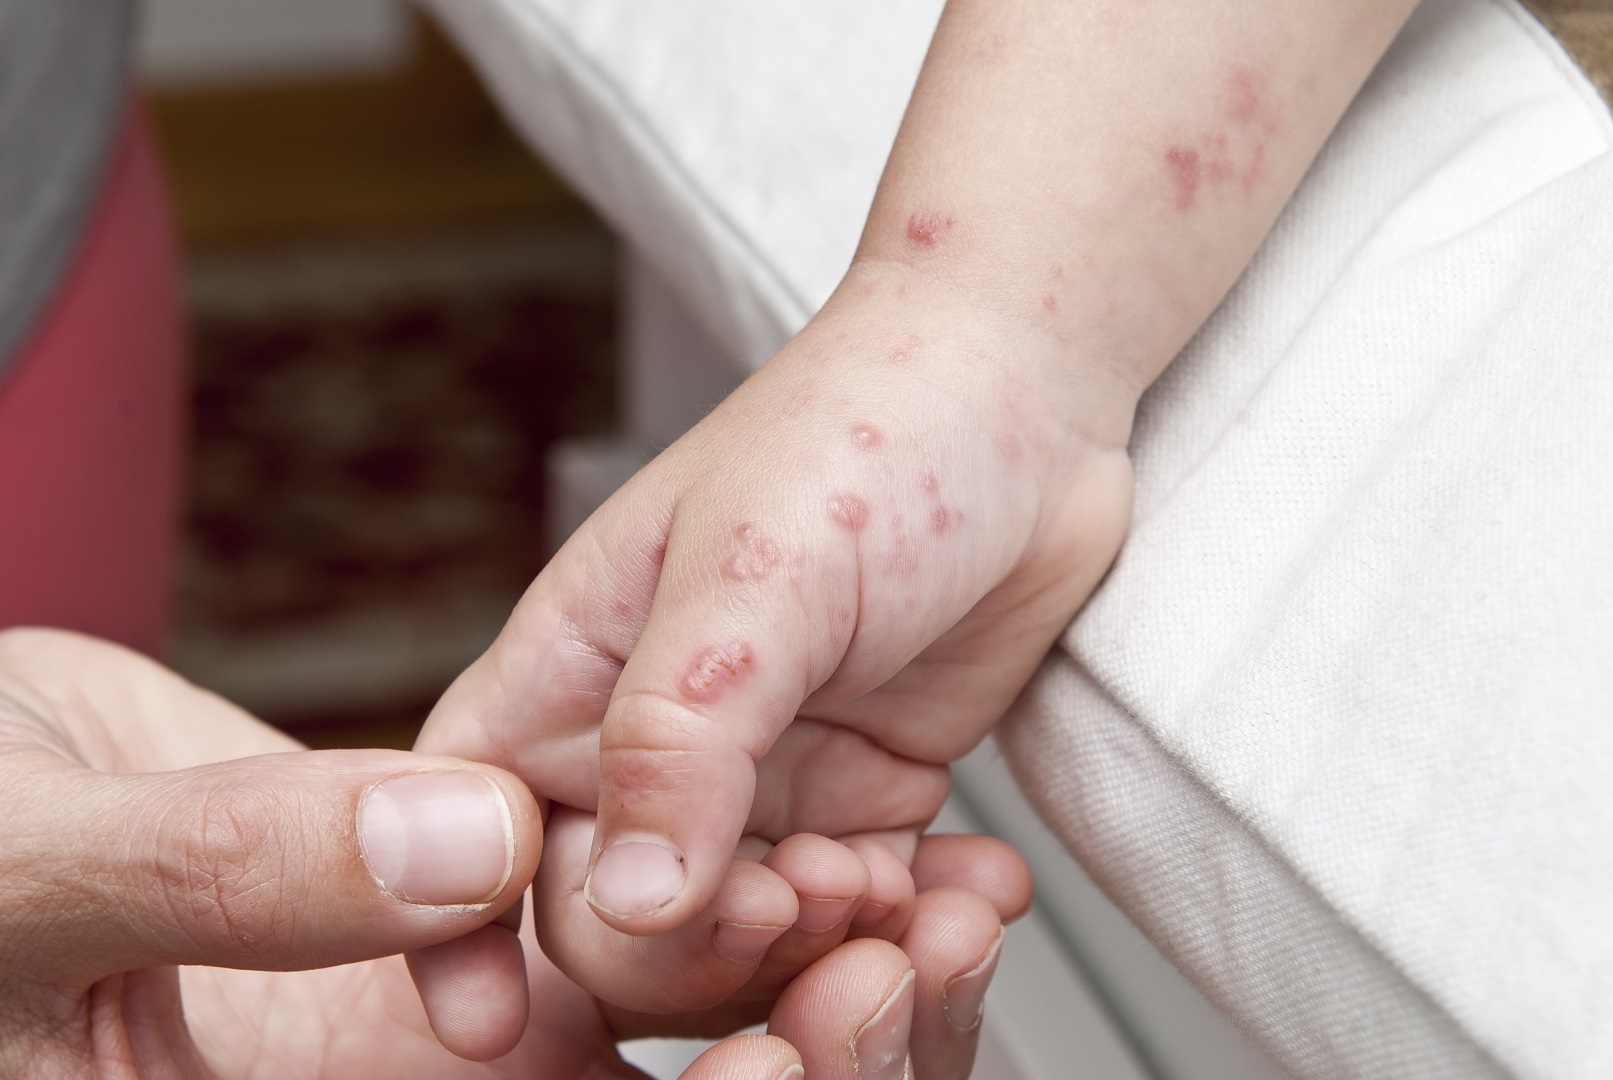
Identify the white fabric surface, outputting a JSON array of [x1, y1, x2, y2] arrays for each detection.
[[416, 0, 941, 362], [417, 0, 1613, 1074]]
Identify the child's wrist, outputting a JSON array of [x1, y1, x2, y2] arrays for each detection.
[[825, 254, 1146, 453]]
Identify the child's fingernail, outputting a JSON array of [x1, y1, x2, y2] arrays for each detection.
[[585, 838, 685, 919], [713, 921, 788, 964], [942, 929, 1004, 1032], [854, 969, 915, 1080], [797, 894, 856, 933], [851, 900, 894, 929]]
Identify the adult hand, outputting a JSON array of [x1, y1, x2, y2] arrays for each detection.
[[0, 629, 1023, 1078]]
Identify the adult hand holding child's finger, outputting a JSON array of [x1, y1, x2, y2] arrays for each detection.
[[0, 628, 1022, 1078]]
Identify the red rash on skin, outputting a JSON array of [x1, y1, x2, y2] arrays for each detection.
[[887, 333, 924, 366], [1229, 67, 1263, 124], [1165, 146, 1201, 210], [722, 552, 773, 582], [1041, 292, 1059, 314], [1241, 142, 1267, 192], [1166, 65, 1281, 211], [884, 536, 919, 577], [680, 642, 755, 704], [1227, 66, 1281, 135], [905, 211, 955, 248], [919, 472, 939, 494], [851, 423, 884, 451], [930, 506, 952, 535], [828, 493, 870, 532]]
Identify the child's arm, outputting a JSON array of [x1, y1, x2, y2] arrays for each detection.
[[416, 0, 1417, 1014]]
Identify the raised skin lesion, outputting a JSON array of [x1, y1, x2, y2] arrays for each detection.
[[828, 493, 871, 532], [680, 642, 755, 704], [722, 522, 781, 583], [850, 423, 885, 451], [905, 210, 956, 248]]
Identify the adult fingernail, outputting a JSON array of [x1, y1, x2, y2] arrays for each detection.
[[942, 929, 1004, 1032], [853, 969, 915, 1080], [797, 894, 855, 933], [713, 921, 788, 964], [358, 772, 513, 906], [586, 838, 686, 919]]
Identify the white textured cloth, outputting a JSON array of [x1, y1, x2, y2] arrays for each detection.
[[418, 0, 1613, 1074], [416, 0, 940, 361], [1001, 10, 1613, 1076]]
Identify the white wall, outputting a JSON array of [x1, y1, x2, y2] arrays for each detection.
[[137, 0, 413, 86]]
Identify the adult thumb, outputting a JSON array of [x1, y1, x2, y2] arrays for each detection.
[[6, 747, 540, 987]]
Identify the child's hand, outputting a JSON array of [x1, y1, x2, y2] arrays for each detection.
[[419, 269, 1134, 930]]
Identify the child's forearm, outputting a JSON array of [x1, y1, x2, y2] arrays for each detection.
[[849, 0, 1420, 443]]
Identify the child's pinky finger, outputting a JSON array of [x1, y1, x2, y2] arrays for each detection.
[[842, 832, 920, 941]]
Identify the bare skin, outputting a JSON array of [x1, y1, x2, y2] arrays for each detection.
[[0, 630, 1025, 1080], [413, 0, 1422, 1051]]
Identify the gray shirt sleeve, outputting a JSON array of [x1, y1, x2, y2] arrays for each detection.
[[0, 0, 135, 374]]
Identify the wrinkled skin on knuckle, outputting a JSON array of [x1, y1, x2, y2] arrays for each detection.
[[143, 780, 306, 961]]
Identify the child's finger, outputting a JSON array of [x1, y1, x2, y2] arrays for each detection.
[[581, 491, 866, 936], [911, 833, 1034, 922], [534, 806, 798, 1014], [413, 478, 671, 810]]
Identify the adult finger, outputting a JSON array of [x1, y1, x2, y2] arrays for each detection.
[[0, 744, 541, 989], [911, 833, 1034, 922], [768, 938, 916, 1080], [900, 887, 1006, 1080], [405, 898, 530, 1061]]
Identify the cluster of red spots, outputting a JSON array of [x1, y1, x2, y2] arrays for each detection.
[[722, 523, 781, 583], [828, 493, 870, 532], [884, 532, 920, 577], [905, 211, 955, 248], [887, 333, 925, 367], [850, 423, 884, 451], [918, 471, 957, 534], [1164, 64, 1282, 212], [1228, 66, 1282, 135], [680, 642, 754, 704]]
